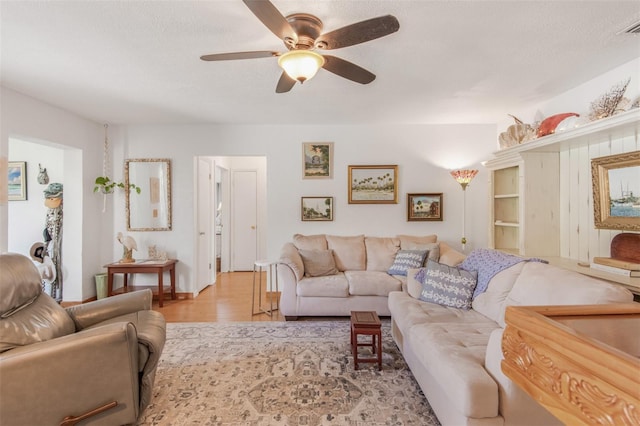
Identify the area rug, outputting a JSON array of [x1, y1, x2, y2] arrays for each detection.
[[137, 320, 440, 425]]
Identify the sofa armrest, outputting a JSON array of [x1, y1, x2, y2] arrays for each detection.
[[0, 322, 140, 425], [65, 289, 153, 330], [279, 242, 304, 281]]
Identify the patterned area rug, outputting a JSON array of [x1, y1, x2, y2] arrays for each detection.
[[137, 320, 440, 426]]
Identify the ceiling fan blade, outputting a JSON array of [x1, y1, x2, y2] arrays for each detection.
[[276, 72, 296, 93], [322, 55, 376, 84], [243, 0, 298, 45], [200, 51, 279, 61], [316, 15, 399, 50]]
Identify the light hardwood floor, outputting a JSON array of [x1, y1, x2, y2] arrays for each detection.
[[152, 271, 284, 322]]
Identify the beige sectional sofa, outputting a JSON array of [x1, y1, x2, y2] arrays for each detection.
[[389, 258, 634, 425], [277, 233, 464, 320]]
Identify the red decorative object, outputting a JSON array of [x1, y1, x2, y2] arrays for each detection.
[[537, 112, 579, 137]]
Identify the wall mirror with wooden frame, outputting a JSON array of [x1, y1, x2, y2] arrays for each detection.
[[125, 158, 172, 231]]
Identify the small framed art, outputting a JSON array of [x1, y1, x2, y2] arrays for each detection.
[[301, 196, 334, 221], [8, 161, 27, 201], [407, 193, 443, 221], [302, 142, 333, 179], [348, 165, 398, 204]]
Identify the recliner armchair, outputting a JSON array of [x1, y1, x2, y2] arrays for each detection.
[[0, 253, 166, 425]]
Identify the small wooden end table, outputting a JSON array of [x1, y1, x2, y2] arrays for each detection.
[[104, 259, 177, 307], [350, 310, 382, 370]]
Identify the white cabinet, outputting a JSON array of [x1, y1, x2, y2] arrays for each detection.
[[487, 153, 559, 256]]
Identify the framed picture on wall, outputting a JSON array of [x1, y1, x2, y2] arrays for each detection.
[[407, 193, 443, 221], [302, 142, 333, 179], [592, 150, 640, 231], [348, 165, 398, 204], [8, 161, 27, 201], [301, 196, 334, 221]]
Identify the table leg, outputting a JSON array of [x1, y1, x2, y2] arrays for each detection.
[[376, 331, 382, 371], [169, 265, 176, 300], [123, 273, 128, 291], [107, 272, 114, 297], [158, 269, 164, 308]]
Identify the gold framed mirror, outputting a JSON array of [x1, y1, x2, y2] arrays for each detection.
[[125, 158, 172, 231]]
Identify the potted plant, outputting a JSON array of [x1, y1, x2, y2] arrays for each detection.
[[94, 176, 141, 194]]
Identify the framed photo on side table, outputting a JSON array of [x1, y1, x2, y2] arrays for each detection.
[[348, 165, 398, 204], [8, 161, 27, 201], [407, 193, 443, 221], [302, 142, 333, 179], [592, 150, 640, 231], [301, 196, 334, 221]]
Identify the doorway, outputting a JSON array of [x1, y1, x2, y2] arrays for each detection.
[[194, 156, 266, 289]]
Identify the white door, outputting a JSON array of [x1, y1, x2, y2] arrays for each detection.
[[231, 170, 258, 271], [196, 157, 213, 291]]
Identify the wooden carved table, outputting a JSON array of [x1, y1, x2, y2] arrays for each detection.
[[350, 310, 382, 370], [501, 304, 640, 425], [104, 259, 177, 307]]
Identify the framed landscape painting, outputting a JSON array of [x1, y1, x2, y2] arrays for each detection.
[[592, 150, 640, 231], [407, 193, 443, 221], [8, 161, 27, 201], [348, 165, 398, 204], [301, 196, 334, 221], [302, 142, 333, 179]]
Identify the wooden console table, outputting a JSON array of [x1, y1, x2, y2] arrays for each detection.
[[104, 259, 177, 307], [502, 304, 640, 425]]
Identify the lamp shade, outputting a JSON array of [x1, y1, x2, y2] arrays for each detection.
[[278, 50, 325, 83], [450, 169, 478, 190]]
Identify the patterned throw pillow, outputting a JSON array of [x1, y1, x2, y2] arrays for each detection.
[[417, 259, 478, 309], [388, 250, 428, 276]]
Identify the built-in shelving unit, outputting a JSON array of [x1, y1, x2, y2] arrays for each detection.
[[485, 108, 640, 257]]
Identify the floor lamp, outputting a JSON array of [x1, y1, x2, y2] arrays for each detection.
[[450, 169, 478, 252]]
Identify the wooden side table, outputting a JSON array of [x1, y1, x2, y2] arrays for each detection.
[[104, 259, 177, 307], [350, 310, 382, 370]]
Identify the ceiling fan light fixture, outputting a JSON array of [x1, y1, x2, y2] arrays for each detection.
[[278, 50, 325, 83]]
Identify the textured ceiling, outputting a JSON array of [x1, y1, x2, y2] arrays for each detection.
[[1, 1, 639, 125]]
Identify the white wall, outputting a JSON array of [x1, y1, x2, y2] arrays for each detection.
[[112, 123, 496, 294]]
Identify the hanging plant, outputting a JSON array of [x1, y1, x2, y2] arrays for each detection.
[[95, 124, 140, 211], [94, 176, 141, 194]]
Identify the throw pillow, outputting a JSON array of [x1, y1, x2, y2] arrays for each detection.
[[438, 242, 466, 266], [401, 242, 440, 265], [293, 234, 327, 251], [388, 250, 428, 276], [417, 259, 478, 309], [298, 249, 338, 277]]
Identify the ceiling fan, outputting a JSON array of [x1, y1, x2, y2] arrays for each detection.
[[200, 0, 400, 93]]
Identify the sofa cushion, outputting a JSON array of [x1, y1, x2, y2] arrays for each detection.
[[389, 291, 493, 335], [500, 261, 634, 327], [297, 273, 349, 297], [298, 249, 338, 277], [471, 262, 524, 323], [388, 250, 428, 276], [345, 271, 402, 296], [417, 259, 478, 310], [326, 235, 366, 271], [293, 234, 327, 251], [397, 234, 437, 249], [438, 242, 466, 266], [365, 237, 400, 271], [407, 321, 500, 418]]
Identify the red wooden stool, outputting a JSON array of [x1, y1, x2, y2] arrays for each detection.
[[350, 310, 382, 370]]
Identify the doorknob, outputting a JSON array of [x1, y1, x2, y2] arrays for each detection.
[[199, 232, 205, 235], [251, 226, 256, 230]]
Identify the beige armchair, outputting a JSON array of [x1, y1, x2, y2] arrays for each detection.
[[0, 253, 166, 426]]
